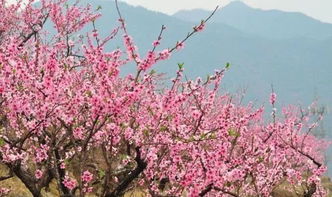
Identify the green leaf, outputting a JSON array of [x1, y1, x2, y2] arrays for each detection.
[[200, 133, 207, 140], [258, 156, 264, 163], [63, 63, 68, 71], [120, 122, 128, 129], [0, 138, 5, 147], [143, 129, 149, 136], [149, 69, 156, 75], [96, 5, 102, 10], [225, 181, 232, 187], [98, 169, 106, 177], [225, 62, 231, 70], [159, 126, 168, 132], [166, 115, 173, 121], [177, 62, 184, 70], [119, 154, 128, 160], [228, 128, 240, 137], [210, 133, 216, 139], [188, 136, 195, 142]]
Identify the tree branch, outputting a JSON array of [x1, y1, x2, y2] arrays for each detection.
[[106, 147, 147, 197]]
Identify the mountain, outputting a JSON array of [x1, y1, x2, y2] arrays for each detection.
[[174, 1, 332, 40], [48, 0, 332, 172]]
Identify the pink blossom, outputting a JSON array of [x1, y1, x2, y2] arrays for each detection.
[[0, 188, 10, 196], [92, 31, 98, 37], [82, 170, 93, 183], [60, 162, 66, 169], [62, 177, 77, 190], [152, 40, 160, 47], [158, 49, 170, 60], [34, 144, 49, 163], [83, 186, 93, 193], [73, 127, 84, 140], [35, 169, 43, 179], [269, 92, 277, 105], [194, 23, 205, 32], [176, 41, 185, 50]]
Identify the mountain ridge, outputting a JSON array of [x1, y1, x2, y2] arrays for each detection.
[[173, 1, 332, 40]]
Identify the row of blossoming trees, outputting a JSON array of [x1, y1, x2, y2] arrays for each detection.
[[0, 0, 329, 196]]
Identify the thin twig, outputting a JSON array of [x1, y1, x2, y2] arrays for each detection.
[[152, 25, 166, 52], [167, 6, 219, 54]]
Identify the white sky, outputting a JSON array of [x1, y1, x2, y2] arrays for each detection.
[[6, 0, 332, 23], [121, 0, 332, 23]]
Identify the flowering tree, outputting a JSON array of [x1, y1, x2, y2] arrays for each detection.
[[0, 0, 329, 196]]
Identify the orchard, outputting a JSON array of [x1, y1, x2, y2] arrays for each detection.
[[0, 0, 329, 196]]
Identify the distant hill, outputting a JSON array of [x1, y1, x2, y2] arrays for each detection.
[[174, 1, 332, 40]]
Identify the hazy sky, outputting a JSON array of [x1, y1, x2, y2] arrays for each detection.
[[121, 0, 332, 23], [6, 0, 332, 23]]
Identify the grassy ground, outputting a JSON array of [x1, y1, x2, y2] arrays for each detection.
[[0, 164, 331, 197]]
